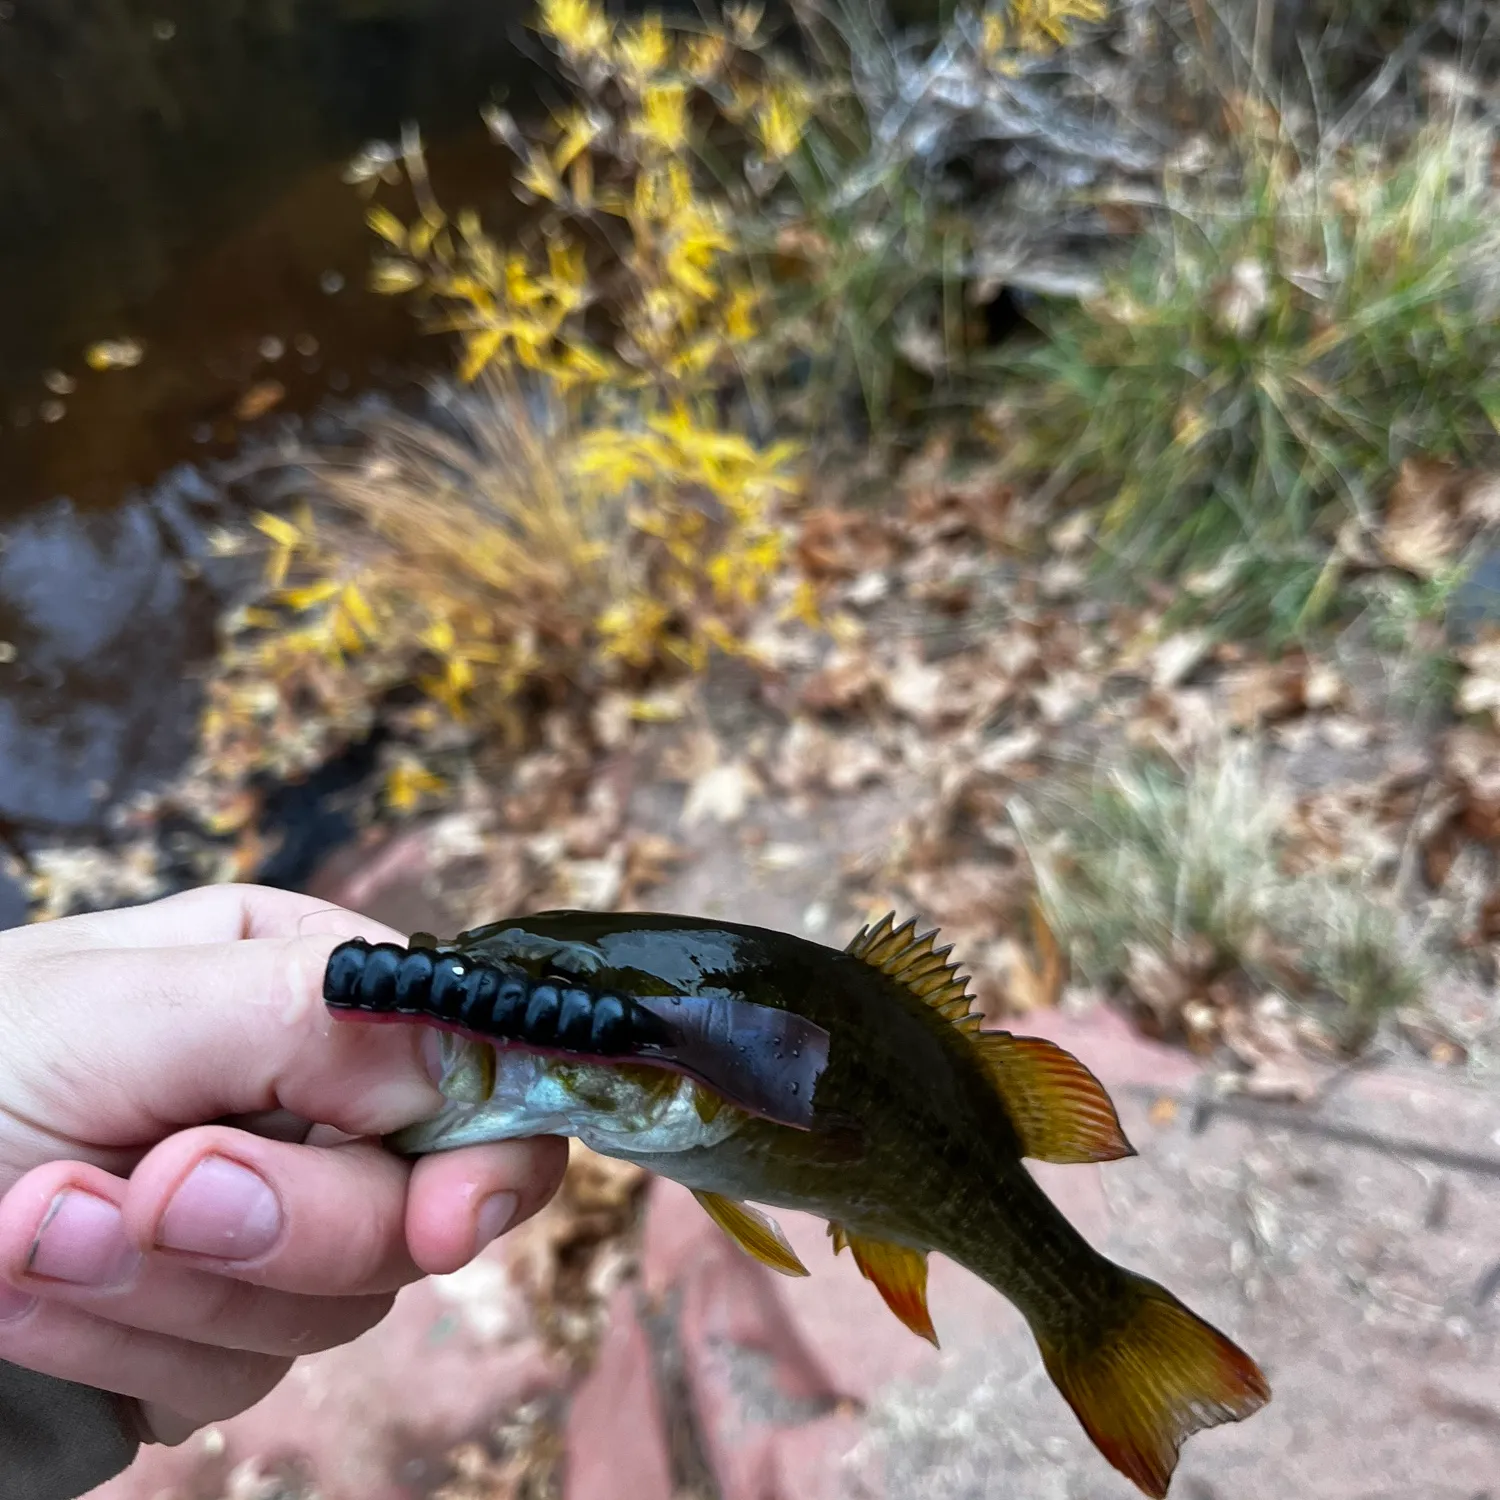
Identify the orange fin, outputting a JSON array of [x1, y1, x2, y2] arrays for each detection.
[[1039, 1276, 1271, 1498], [828, 1223, 939, 1347], [846, 913, 977, 1026], [693, 1191, 809, 1277], [973, 1032, 1134, 1164]]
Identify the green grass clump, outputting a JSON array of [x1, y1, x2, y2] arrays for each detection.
[[1013, 743, 1423, 1048], [1004, 122, 1500, 642]]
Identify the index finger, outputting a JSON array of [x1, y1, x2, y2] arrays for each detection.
[[8, 884, 407, 954]]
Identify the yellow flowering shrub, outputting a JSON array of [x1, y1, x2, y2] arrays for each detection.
[[197, 0, 1111, 813], [209, 0, 820, 787]]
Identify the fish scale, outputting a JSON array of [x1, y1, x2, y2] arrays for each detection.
[[325, 907, 1270, 1498]]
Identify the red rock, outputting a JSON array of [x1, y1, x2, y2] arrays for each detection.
[[304, 825, 457, 937], [563, 1285, 673, 1500], [764, 1411, 868, 1500], [1018, 1003, 1201, 1092]]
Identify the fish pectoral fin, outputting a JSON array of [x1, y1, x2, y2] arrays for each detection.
[[693, 1192, 809, 1277], [829, 1225, 939, 1348], [972, 1033, 1134, 1164]]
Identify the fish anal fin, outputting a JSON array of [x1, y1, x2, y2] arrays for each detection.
[[1038, 1278, 1270, 1498], [830, 1224, 939, 1347], [973, 1032, 1134, 1164], [694, 1191, 809, 1277]]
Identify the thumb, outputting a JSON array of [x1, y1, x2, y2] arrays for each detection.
[[10, 930, 446, 1152]]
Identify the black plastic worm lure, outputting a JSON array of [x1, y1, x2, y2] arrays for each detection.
[[322, 917, 831, 1129], [323, 937, 671, 1055]]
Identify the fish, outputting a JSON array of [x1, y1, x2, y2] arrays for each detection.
[[324, 909, 1270, 1496]]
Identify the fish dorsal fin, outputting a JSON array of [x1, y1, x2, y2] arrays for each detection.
[[847, 914, 1133, 1163], [828, 1223, 939, 1347], [973, 1033, 1134, 1164], [694, 1191, 809, 1277], [846, 912, 977, 1026]]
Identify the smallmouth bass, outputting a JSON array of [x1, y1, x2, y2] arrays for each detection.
[[325, 909, 1270, 1496]]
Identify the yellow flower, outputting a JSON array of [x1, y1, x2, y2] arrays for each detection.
[[517, 148, 563, 203], [384, 758, 448, 814], [637, 82, 689, 151], [552, 107, 600, 172], [683, 30, 728, 81], [723, 283, 759, 342], [366, 205, 407, 247], [598, 595, 673, 667], [538, 0, 610, 57], [616, 14, 670, 81], [992, 0, 1108, 55], [369, 259, 423, 294], [755, 82, 811, 162], [459, 328, 505, 382], [782, 578, 825, 630]]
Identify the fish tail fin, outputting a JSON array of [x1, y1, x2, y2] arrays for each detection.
[[1035, 1269, 1270, 1498]]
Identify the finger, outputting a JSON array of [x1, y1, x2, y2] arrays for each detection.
[[6, 884, 405, 953], [0, 1295, 290, 1426], [6, 932, 442, 1144], [122, 1128, 565, 1293], [406, 1135, 571, 1275], [0, 1161, 396, 1356]]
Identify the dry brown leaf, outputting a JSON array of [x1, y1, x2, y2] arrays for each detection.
[[1124, 943, 1193, 1032], [1218, 1002, 1330, 1103], [883, 650, 948, 727], [1048, 510, 1093, 554], [681, 759, 762, 827], [795, 508, 895, 580], [1378, 456, 1463, 578], [1032, 669, 1095, 726], [233, 380, 286, 422], [1458, 469, 1500, 526], [990, 899, 1066, 1013], [1443, 726, 1500, 841], [1456, 638, 1500, 726], [799, 646, 882, 713], [1224, 658, 1307, 728], [1150, 631, 1213, 690], [902, 859, 1029, 937], [1395, 1013, 1469, 1066], [1303, 660, 1346, 711], [621, 832, 689, 896]]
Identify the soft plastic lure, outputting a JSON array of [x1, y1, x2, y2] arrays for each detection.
[[324, 909, 1270, 1497]]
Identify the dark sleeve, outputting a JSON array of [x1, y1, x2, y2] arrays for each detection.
[[0, 1362, 140, 1498]]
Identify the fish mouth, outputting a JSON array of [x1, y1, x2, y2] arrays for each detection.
[[387, 1047, 748, 1160]]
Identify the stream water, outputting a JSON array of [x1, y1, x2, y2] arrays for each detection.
[[0, 0, 583, 911]]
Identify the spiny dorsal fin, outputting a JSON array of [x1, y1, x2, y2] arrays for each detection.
[[847, 914, 1133, 1164], [973, 1033, 1135, 1164], [828, 1222, 939, 1347], [846, 912, 979, 1030], [694, 1191, 809, 1277]]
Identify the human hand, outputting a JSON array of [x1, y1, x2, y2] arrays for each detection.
[[0, 884, 568, 1447]]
